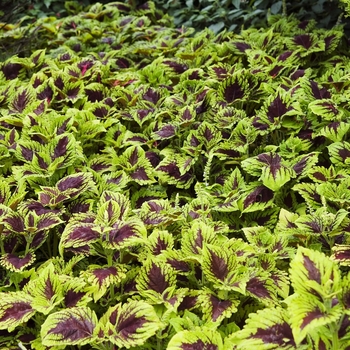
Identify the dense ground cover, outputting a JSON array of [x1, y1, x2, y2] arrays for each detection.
[[1, 1, 350, 349]]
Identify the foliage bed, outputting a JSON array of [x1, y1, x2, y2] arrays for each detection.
[[1, 1, 350, 349]]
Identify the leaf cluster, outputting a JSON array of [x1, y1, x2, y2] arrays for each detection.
[[0, 1, 350, 349]]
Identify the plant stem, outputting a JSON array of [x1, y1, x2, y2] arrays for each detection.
[[157, 330, 162, 350], [52, 230, 58, 257], [106, 251, 113, 266], [282, 0, 287, 16]]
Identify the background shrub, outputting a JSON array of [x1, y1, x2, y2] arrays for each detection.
[[0, 0, 349, 60]]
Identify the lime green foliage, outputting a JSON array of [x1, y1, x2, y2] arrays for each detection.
[[1, 1, 350, 349], [340, 0, 350, 16]]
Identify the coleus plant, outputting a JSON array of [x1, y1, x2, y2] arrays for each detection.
[[0, 1, 350, 349]]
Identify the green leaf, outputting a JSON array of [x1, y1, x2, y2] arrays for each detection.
[[286, 247, 343, 345], [181, 219, 219, 261], [101, 217, 147, 250], [99, 300, 161, 347], [0, 292, 35, 332], [209, 22, 225, 34], [59, 218, 100, 256], [328, 141, 350, 166], [197, 289, 239, 323], [242, 153, 293, 191], [25, 263, 64, 315], [309, 99, 341, 120], [271, 1, 282, 14], [136, 259, 177, 299], [226, 307, 298, 349], [231, 0, 241, 9], [81, 264, 127, 302], [318, 122, 350, 142], [168, 327, 224, 349], [202, 244, 248, 294], [317, 179, 350, 206], [41, 306, 98, 346]]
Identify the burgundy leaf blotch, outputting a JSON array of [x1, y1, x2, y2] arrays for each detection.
[[147, 263, 169, 294]]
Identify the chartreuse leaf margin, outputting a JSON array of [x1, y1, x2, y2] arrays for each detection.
[[1, 1, 350, 349]]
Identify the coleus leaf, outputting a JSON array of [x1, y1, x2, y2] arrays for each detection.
[[202, 244, 248, 294], [331, 245, 350, 266], [30, 49, 46, 67], [164, 249, 191, 275], [197, 289, 239, 323], [96, 191, 131, 226], [174, 156, 195, 178], [288, 152, 319, 178], [337, 315, 350, 346], [175, 105, 196, 125], [317, 179, 350, 206], [253, 89, 297, 130], [101, 217, 146, 250], [0, 252, 35, 272], [181, 219, 219, 261], [183, 130, 203, 157], [104, 122, 127, 149], [63, 277, 92, 308], [226, 307, 297, 349], [115, 146, 155, 185], [167, 328, 224, 350], [8, 86, 36, 114], [136, 259, 177, 297], [37, 82, 54, 103], [101, 171, 129, 192], [246, 273, 278, 305], [152, 123, 177, 140], [195, 121, 222, 151], [142, 87, 163, 105], [130, 184, 167, 208], [340, 273, 350, 316], [238, 182, 275, 213], [278, 136, 312, 158], [48, 133, 83, 171], [286, 247, 343, 345], [156, 155, 195, 189], [242, 226, 289, 258], [243, 207, 280, 230], [81, 264, 127, 302], [41, 306, 98, 346], [59, 219, 100, 256], [84, 82, 107, 102], [308, 99, 340, 120], [0, 292, 35, 332], [223, 168, 246, 194], [146, 230, 175, 257], [98, 300, 161, 347], [318, 122, 350, 142], [308, 80, 331, 100], [217, 71, 248, 105], [25, 263, 64, 315], [241, 153, 293, 191], [327, 141, 350, 166], [289, 33, 325, 56], [213, 106, 246, 131], [97, 201, 120, 226], [168, 309, 203, 334], [3, 211, 25, 233], [292, 183, 322, 210], [294, 208, 348, 238], [212, 169, 245, 212], [1, 62, 23, 80], [137, 199, 180, 228]]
